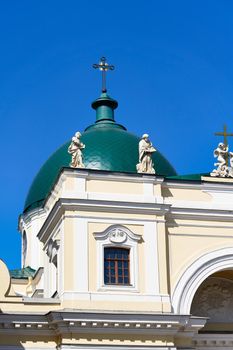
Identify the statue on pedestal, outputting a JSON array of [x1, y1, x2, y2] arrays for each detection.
[[210, 143, 229, 177], [136, 134, 156, 174], [68, 132, 85, 168]]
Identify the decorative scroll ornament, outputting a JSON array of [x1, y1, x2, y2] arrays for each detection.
[[136, 134, 156, 174], [210, 142, 233, 178], [68, 132, 85, 168], [109, 228, 127, 243]]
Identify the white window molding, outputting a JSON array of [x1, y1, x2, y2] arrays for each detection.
[[93, 225, 141, 292]]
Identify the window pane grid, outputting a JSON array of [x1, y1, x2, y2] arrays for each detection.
[[104, 248, 130, 285]]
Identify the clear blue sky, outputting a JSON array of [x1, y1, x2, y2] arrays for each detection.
[[1, 1, 233, 268]]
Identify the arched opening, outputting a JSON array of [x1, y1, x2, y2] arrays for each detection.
[[172, 247, 233, 314], [191, 270, 233, 328], [22, 230, 27, 267]]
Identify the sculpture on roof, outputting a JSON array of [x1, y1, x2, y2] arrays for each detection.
[[210, 142, 229, 177], [211, 125, 233, 178], [210, 142, 233, 178], [136, 134, 156, 174], [68, 132, 85, 168], [229, 152, 233, 177]]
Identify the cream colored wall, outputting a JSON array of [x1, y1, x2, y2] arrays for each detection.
[[162, 186, 211, 201], [11, 279, 28, 296], [168, 220, 233, 292], [87, 179, 144, 194]]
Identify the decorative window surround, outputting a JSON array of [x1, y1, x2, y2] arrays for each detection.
[[94, 225, 141, 292]]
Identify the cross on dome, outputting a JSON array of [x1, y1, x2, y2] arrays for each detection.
[[93, 57, 114, 93]]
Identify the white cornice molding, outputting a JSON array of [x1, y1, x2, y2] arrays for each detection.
[[59, 346, 177, 350], [164, 177, 233, 190], [163, 181, 202, 190], [167, 206, 233, 222], [0, 310, 206, 339], [19, 207, 46, 230], [61, 168, 165, 184], [38, 198, 170, 243]]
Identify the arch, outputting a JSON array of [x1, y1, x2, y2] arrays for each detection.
[[22, 230, 27, 267], [172, 247, 233, 314]]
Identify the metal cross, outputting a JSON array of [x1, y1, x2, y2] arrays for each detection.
[[215, 124, 233, 166], [93, 57, 114, 93], [215, 124, 233, 147]]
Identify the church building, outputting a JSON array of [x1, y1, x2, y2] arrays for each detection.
[[1, 58, 233, 350]]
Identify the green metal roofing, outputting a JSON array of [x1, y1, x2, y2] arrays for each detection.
[[166, 173, 212, 181], [23, 93, 177, 213], [10, 266, 36, 279]]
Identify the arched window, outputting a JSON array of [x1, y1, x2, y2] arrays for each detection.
[[22, 231, 27, 267], [104, 247, 130, 285]]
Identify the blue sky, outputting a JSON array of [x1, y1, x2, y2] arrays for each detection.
[[1, 1, 233, 268]]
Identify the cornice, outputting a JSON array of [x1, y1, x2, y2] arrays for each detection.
[[167, 206, 233, 222], [61, 168, 165, 185], [0, 310, 206, 338], [38, 198, 170, 243]]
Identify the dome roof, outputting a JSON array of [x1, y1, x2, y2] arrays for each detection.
[[23, 93, 177, 213]]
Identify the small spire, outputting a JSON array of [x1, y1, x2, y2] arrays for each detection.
[[93, 57, 114, 93]]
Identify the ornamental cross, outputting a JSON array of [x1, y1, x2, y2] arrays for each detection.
[[215, 124, 233, 166], [93, 57, 114, 93]]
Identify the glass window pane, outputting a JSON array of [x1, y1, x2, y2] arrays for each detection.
[[118, 261, 123, 269], [104, 247, 130, 285]]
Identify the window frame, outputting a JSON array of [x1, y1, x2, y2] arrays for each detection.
[[104, 246, 130, 285], [94, 225, 141, 292]]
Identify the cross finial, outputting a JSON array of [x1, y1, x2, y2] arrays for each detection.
[[215, 124, 233, 166], [93, 57, 114, 93]]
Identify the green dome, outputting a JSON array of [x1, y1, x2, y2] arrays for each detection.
[[24, 94, 177, 213]]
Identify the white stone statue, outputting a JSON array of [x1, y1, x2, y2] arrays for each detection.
[[210, 142, 229, 177], [136, 134, 156, 174], [228, 152, 233, 177], [68, 132, 85, 168]]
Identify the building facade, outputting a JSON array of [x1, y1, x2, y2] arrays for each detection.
[[1, 75, 233, 349]]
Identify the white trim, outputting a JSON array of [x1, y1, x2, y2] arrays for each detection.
[[60, 291, 170, 303], [61, 168, 164, 184], [73, 218, 89, 292], [65, 215, 166, 224], [143, 222, 159, 294], [0, 347, 56, 350], [94, 225, 141, 292], [168, 206, 233, 221], [37, 198, 170, 242], [163, 181, 202, 190], [59, 346, 176, 350], [172, 247, 233, 314]]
